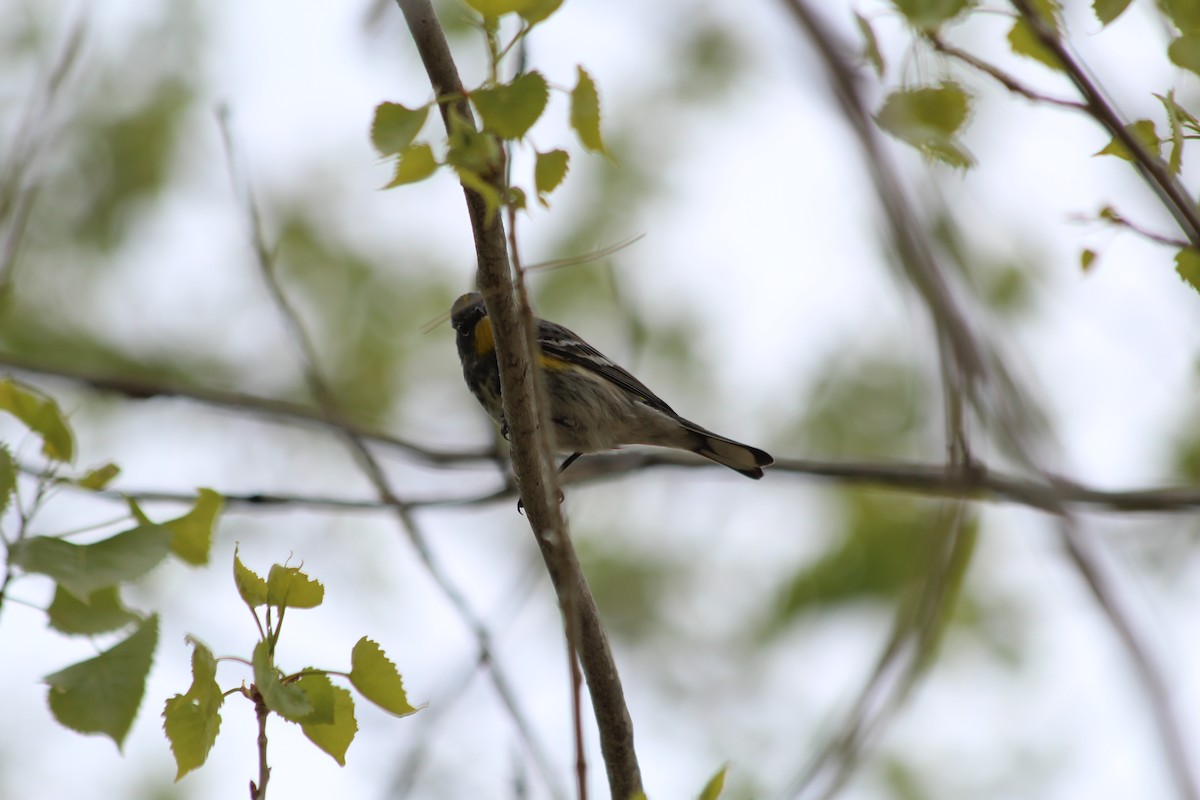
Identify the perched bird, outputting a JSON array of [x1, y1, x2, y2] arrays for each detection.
[[450, 292, 773, 478]]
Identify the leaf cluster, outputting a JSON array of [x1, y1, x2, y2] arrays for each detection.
[[0, 377, 222, 749], [370, 1, 608, 220], [162, 549, 418, 780], [860, 0, 1200, 295]]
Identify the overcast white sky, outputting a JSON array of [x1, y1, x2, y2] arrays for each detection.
[[2, 1, 1199, 799]]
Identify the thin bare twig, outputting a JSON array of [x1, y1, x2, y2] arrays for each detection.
[[1009, 0, 1200, 247], [926, 33, 1086, 111], [0, 352, 495, 466]]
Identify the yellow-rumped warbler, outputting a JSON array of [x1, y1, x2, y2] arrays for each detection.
[[450, 292, 773, 478]]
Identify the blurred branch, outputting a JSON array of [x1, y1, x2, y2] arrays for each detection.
[[1008, 0, 1200, 247], [925, 33, 1085, 111], [778, 4, 1200, 800], [0, 351, 495, 466], [394, 2, 643, 798], [0, 15, 87, 300], [63, 454, 1200, 514]]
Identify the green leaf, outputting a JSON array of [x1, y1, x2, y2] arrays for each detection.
[[1093, 0, 1132, 25], [1169, 36, 1200, 77], [534, 149, 570, 205], [519, 0, 563, 25], [126, 497, 152, 525], [890, 0, 975, 29], [445, 111, 501, 175], [875, 82, 975, 169], [0, 378, 74, 461], [455, 167, 503, 225], [1164, 0, 1200, 34], [383, 143, 439, 188], [464, 0, 532, 18], [163, 639, 223, 780], [1008, 0, 1063, 71], [855, 13, 886, 77], [1176, 248, 1200, 295], [253, 639, 313, 722], [10, 524, 172, 598], [471, 71, 549, 140], [300, 682, 357, 766], [47, 585, 140, 635], [162, 488, 222, 566], [1080, 248, 1097, 273], [570, 67, 610, 156], [266, 564, 324, 609], [506, 185, 528, 211], [233, 546, 268, 608], [0, 444, 15, 517], [45, 615, 158, 749], [77, 462, 120, 491], [348, 637, 418, 717], [1093, 119, 1160, 161], [371, 102, 429, 157], [292, 671, 336, 726], [698, 764, 729, 800]]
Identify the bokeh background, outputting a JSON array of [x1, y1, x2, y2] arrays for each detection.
[[2, 0, 1199, 798]]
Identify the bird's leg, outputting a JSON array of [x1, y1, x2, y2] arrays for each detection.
[[516, 453, 579, 514], [557, 452, 583, 475]]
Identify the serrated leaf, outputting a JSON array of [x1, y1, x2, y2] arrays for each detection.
[[535, 149, 570, 205], [0, 444, 14, 517], [292, 672, 336, 726], [371, 102, 429, 157], [266, 564, 324, 609], [233, 547, 268, 608], [1094, 119, 1160, 161], [570, 67, 609, 156], [0, 378, 74, 462], [855, 13, 886, 77], [45, 615, 158, 749], [1164, 0, 1200, 34], [519, 0, 563, 25], [47, 585, 140, 635], [77, 462, 120, 490], [349, 637, 418, 717], [253, 639, 313, 722], [1008, 0, 1063, 70], [1080, 248, 1097, 273], [1169, 36, 1200, 77], [876, 82, 975, 168], [10, 524, 172, 598], [301, 682, 357, 765], [890, 0, 975, 30], [1176, 248, 1200, 295], [383, 143, 439, 188], [163, 488, 222, 566], [472, 71, 549, 140], [698, 764, 729, 800], [163, 639, 223, 780], [1093, 0, 1132, 26]]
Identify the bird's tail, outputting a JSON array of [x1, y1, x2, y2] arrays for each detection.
[[681, 420, 774, 479]]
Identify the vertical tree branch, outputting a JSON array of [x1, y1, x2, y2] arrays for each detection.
[[393, 2, 642, 796]]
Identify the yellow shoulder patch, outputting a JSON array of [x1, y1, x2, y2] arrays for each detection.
[[473, 315, 494, 356]]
